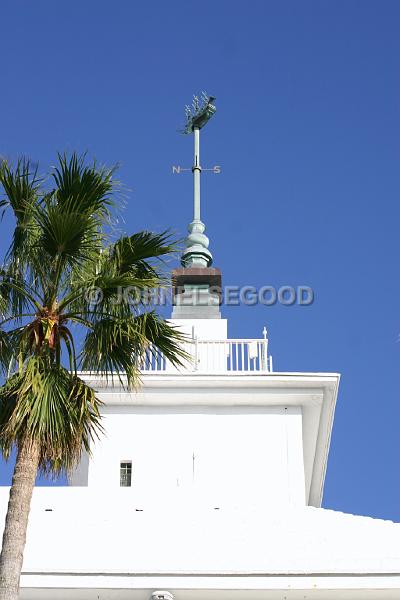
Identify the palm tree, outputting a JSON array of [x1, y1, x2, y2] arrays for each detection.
[[0, 154, 186, 600]]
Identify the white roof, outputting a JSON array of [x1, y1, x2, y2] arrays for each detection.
[[1, 488, 399, 597], [13, 490, 399, 575]]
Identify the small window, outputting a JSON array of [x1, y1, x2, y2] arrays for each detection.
[[120, 461, 132, 487]]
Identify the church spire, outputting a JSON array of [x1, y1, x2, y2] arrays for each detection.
[[180, 93, 216, 268]]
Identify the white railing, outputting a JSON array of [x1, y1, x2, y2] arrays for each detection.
[[142, 338, 273, 374]]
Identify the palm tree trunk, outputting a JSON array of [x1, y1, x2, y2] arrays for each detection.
[[0, 438, 40, 600]]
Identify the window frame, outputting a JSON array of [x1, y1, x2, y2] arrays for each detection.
[[120, 460, 132, 487]]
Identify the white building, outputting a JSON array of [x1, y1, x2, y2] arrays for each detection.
[[2, 292, 400, 599], [1, 102, 400, 599]]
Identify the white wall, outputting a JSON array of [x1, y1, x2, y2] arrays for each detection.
[[169, 318, 228, 341], [71, 406, 305, 507]]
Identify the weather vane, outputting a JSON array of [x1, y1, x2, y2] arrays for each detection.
[[182, 91, 217, 134], [173, 92, 220, 269], [172, 92, 221, 174]]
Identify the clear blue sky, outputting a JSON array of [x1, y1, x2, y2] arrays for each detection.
[[0, 0, 399, 521]]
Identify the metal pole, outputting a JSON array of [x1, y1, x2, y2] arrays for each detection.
[[262, 327, 268, 371], [193, 126, 201, 221]]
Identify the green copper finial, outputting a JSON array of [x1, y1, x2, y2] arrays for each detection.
[[180, 92, 216, 269]]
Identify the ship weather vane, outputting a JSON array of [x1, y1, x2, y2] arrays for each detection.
[[172, 92, 221, 175]]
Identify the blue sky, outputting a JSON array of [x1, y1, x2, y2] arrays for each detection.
[[0, 0, 400, 521]]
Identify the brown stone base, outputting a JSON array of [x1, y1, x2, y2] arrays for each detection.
[[172, 267, 222, 305]]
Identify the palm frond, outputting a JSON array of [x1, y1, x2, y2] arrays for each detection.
[[79, 313, 187, 388], [0, 357, 102, 474], [52, 153, 116, 220], [63, 231, 178, 317], [0, 271, 44, 322], [35, 198, 101, 266], [0, 158, 43, 288], [62, 275, 160, 322], [0, 158, 41, 227], [0, 329, 13, 375], [111, 231, 177, 278], [134, 311, 188, 367], [79, 317, 144, 387]]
